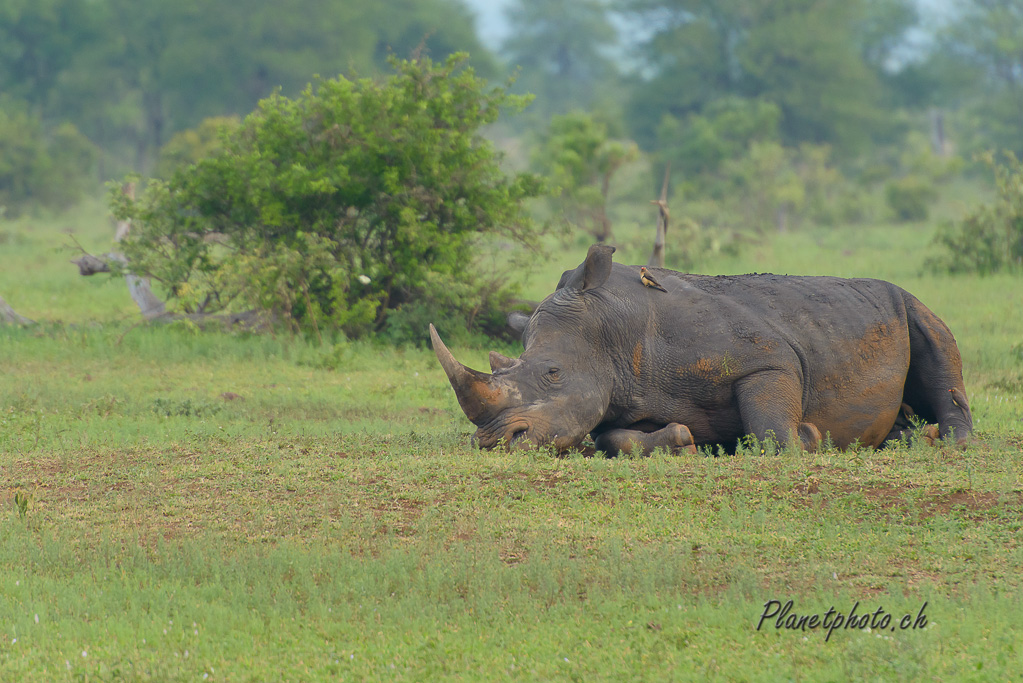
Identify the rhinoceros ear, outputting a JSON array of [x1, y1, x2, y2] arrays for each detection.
[[562, 244, 615, 292], [506, 311, 530, 340]]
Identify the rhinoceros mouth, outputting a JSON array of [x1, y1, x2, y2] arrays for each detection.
[[474, 419, 531, 449], [476, 421, 586, 452]]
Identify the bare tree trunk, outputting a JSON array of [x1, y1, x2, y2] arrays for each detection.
[[648, 164, 671, 268], [113, 183, 165, 318], [70, 250, 264, 330], [930, 109, 946, 157], [114, 181, 135, 241], [0, 296, 34, 326]]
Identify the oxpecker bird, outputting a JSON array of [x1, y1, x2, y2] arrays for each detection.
[[639, 266, 667, 292], [949, 387, 969, 410]]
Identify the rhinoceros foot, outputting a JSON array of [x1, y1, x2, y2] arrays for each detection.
[[919, 423, 941, 447], [797, 422, 822, 452], [883, 402, 958, 448], [594, 423, 696, 457]]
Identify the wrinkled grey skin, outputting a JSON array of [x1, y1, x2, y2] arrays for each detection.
[[431, 245, 973, 455]]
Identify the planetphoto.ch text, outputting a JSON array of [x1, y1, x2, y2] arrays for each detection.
[[756, 600, 928, 642]]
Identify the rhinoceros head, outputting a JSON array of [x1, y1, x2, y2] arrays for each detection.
[[431, 244, 617, 450]]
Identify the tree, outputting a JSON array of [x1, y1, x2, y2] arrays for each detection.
[[111, 54, 546, 341], [532, 112, 638, 242], [856, 0, 920, 73], [933, 0, 1023, 155], [617, 0, 915, 153], [654, 97, 781, 178], [502, 0, 620, 119], [0, 100, 96, 215], [738, 1, 883, 149], [3, 0, 496, 179], [369, 0, 498, 77], [0, 0, 101, 112], [155, 116, 241, 178], [53, 0, 386, 174]]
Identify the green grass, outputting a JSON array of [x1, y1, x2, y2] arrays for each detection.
[[2, 199, 1023, 680]]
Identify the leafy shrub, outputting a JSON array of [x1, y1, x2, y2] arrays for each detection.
[[112, 54, 546, 342], [929, 152, 1023, 275], [885, 175, 936, 222], [155, 116, 240, 178], [689, 141, 856, 233], [656, 98, 782, 178], [661, 213, 742, 272]]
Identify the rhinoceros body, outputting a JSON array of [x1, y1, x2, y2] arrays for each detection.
[[431, 245, 972, 455]]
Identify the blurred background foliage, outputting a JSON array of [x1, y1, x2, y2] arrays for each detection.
[[2, 0, 1022, 339]]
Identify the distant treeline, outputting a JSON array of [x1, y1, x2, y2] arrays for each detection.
[[1, 0, 1021, 215], [0, 0, 493, 182]]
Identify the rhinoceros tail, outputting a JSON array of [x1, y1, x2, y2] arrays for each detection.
[[901, 293, 973, 445]]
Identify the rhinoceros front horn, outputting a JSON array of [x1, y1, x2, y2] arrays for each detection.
[[429, 324, 505, 425]]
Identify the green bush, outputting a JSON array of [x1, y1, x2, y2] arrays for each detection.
[[0, 101, 96, 215], [155, 116, 240, 178], [656, 98, 782, 178], [929, 152, 1023, 275], [690, 141, 856, 233], [885, 174, 936, 222], [111, 54, 547, 342]]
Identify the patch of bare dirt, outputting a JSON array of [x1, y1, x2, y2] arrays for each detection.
[[918, 489, 1023, 518], [783, 479, 1023, 520]]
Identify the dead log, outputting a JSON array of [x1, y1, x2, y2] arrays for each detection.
[[70, 183, 266, 329], [0, 295, 34, 326], [71, 248, 269, 329], [71, 251, 167, 319], [71, 253, 111, 275]]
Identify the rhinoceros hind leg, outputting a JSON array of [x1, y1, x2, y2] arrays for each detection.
[[903, 296, 973, 446], [797, 422, 822, 452], [595, 423, 696, 457]]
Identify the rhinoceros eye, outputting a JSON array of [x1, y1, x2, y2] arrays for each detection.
[[546, 367, 561, 381]]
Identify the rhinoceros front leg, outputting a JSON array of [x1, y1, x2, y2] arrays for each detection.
[[883, 403, 941, 447], [594, 423, 698, 457]]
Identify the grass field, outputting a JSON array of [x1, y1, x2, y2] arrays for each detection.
[[2, 198, 1022, 680]]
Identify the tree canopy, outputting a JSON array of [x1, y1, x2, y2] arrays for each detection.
[[615, 0, 916, 155], [932, 0, 1023, 156], [0, 0, 495, 176], [501, 0, 620, 120]]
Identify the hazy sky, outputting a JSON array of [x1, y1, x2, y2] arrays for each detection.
[[464, 0, 512, 44], [463, 0, 955, 50]]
